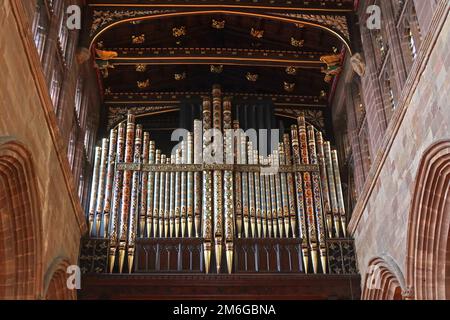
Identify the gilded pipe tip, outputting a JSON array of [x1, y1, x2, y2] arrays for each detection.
[[118, 248, 126, 274], [311, 249, 319, 275], [204, 249, 211, 274], [302, 248, 309, 274], [128, 254, 134, 274], [320, 249, 328, 274], [226, 251, 233, 275], [108, 248, 116, 273], [215, 244, 223, 273]]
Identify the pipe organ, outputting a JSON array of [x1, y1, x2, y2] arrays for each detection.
[[86, 86, 349, 275]]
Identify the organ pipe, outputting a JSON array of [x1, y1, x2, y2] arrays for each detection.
[[103, 129, 117, 237]]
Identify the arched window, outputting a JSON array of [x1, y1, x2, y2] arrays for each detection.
[[31, 0, 50, 60], [397, 1, 422, 71]]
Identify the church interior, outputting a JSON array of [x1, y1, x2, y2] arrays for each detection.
[[0, 0, 449, 300]]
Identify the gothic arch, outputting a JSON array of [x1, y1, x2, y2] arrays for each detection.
[[0, 138, 43, 299], [362, 256, 405, 300], [407, 140, 450, 300], [44, 258, 76, 300]]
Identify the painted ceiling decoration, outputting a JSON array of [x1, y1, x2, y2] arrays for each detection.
[[84, 0, 354, 124]]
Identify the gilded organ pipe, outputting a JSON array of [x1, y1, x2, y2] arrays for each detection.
[[253, 149, 262, 238], [118, 113, 136, 273], [202, 97, 213, 273], [316, 132, 333, 238], [291, 125, 309, 272], [139, 132, 150, 238], [283, 134, 298, 239], [324, 141, 340, 238], [223, 97, 235, 273], [127, 124, 142, 273], [108, 122, 125, 273], [332, 150, 347, 237], [95, 138, 109, 237], [152, 149, 161, 238], [164, 156, 171, 238], [193, 120, 203, 238], [307, 125, 327, 274], [187, 133, 194, 238], [247, 141, 256, 238], [104, 129, 117, 237], [233, 120, 243, 238], [88, 146, 101, 236], [298, 116, 319, 274], [212, 85, 224, 272], [146, 141, 156, 238]]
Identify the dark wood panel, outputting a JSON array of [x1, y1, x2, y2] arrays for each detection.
[[79, 273, 361, 300]]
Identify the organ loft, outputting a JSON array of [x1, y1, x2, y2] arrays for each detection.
[[0, 0, 449, 300]]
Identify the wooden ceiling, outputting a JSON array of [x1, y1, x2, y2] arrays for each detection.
[[86, 1, 355, 110]]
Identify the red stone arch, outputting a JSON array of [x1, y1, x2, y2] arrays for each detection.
[[44, 258, 76, 300], [362, 256, 405, 300], [407, 140, 450, 300], [0, 138, 43, 299]]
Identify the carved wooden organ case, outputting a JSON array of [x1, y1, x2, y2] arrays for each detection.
[[82, 86, 354, 276]]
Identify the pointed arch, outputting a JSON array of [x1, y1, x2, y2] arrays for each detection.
[[0, 138, 43, 299], [362, 256, 405, 300], [44, 258, 76, 300], [407, 140, 450, 300]]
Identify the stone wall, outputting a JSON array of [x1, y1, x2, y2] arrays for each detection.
[[348, 1, 450, 297], [0, 0, 89, 299]]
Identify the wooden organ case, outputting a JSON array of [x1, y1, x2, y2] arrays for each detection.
[[79, 86, 360, 300]]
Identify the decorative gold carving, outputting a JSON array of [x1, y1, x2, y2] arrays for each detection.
[[286, 66, 298, 75], [273, 13, 350, 40], [137, 79, 150, 89], [284, 82, 296, 92], [320, 53, 343, 83], [95, 49, 118, 60], [275, 108, 325, 130], [212, 19, 225, 29], [250, 28, 264, 39], [174, 72, 187, 81], [90, 10, 174, 36], [96, 60, 115, 78], [173, 26, 187, 38], [291, 37, 305, 48], [210, 65, 223, 74], [136, 64, 147, 72], [246, 72, 259, 82], [131, 34, 145, 44]]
